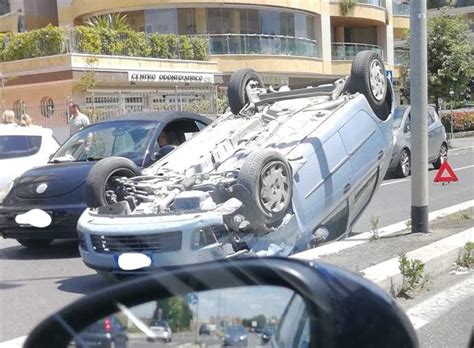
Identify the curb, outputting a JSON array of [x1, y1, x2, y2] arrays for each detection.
[[362, 228, 473, 295]]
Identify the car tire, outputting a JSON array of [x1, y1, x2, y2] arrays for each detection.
[[349, 50, 389, 120], [395, 149, 411, 178], [238, 149, 293, 226], [16, 238, 53, 248], [432, 143, 448, 169], [85, 157, 140, 208], [228, 68, 264, 115]]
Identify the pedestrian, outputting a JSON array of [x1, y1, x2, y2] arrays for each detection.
[[19, 114, 32, 127], [1, 110, 17, 126], [68, 102, 90, 135]]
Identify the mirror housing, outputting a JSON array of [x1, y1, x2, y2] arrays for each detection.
[[25, 258, 418, 348]]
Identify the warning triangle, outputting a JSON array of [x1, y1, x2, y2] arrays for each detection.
[[433, 160, 458, 183]]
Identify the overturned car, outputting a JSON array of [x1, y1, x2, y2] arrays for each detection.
[[78, 51, 394, 276]]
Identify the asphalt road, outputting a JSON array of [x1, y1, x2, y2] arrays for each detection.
[[0, 139, 472, 345]]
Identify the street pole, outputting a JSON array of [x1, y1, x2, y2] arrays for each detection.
[[410, 0, 429, 233], [449, 89, 454, 140]]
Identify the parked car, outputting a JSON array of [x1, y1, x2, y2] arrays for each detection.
[[148, 319, 172, 343], [24, 258, 418, 348], [0, 111, 211, 248], [199, 324, 211, 335], [261, 326, 276, 343], [0, 125, 59, 202], [224, 325, 248, 346], [72, 315, 128, 348], [388, 105, 448, 177], [77, 51, 394, 277]]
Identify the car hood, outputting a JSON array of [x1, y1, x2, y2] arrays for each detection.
[[14, 162, 95, 199]]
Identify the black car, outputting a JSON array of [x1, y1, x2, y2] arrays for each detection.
[[261, 326, 276, 343], [223, 325, 248, 347], [199, 324, 211, 335], [73, 316, 127, 348], [0, 111, 211, 248]]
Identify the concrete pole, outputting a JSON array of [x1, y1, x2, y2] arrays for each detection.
[[410, 0, 429, 232]]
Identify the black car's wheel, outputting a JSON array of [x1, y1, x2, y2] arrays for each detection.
[[16, 238, 53, 248], [85, 157, 140, 208], [228, 68, 264, 115], [432, 142, 448, 169], [349, 50, 389, 120], [395, 149, 411, 178], [238, 149, 293, 226]]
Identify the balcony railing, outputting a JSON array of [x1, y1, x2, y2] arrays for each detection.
[[206, 34, 319, 58], [393, 2, 410, 15], [394, 49, 410, 66], [332, 42, 383, 60], [330, 0, 386, 8]]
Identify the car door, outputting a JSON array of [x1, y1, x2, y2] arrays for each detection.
[[428, 107, 445, 160], [291, 131, 353, 241]]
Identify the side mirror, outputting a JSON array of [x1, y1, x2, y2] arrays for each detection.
[[24, 258, 418, 348]]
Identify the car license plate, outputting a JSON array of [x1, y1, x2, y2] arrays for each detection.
[[15, 209, 52, 228], [114, 252, 153, 271]]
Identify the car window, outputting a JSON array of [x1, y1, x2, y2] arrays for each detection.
[[428, 108, 437, 125], [392, 106, 407, 129], [0, 135, 42, 159], [160, 119, 203, 145], [51, 121, 156, 162]]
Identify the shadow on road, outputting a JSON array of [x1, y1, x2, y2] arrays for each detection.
[[0, 240, 80, 260], [56, 274, 112, 295]]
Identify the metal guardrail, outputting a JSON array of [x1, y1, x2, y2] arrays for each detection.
[[204, 34, 319, 58], [329, 0, 385, 8], [393, 3, 410, 15], [394, 50, 409, 66], [331, 42, 383, 60]]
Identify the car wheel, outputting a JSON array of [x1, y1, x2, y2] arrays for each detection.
[[85, 157, 140, 208], [238, 149, 293, 226], [349, 50, 389, 120], [395, 149, 411, 178], [16, 238, 53, 248], [228, 68, 264, 115], [432, 143, 448, 169]]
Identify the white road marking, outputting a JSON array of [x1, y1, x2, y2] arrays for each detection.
[[0, 336, 26, 348], [454, 164, 474, 171], [292, 200, 474, 260], [406, 275, 474, 330], [450, 145, 474, 152]]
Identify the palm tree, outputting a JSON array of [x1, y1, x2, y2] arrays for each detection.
[[86, 13, 131, 31]]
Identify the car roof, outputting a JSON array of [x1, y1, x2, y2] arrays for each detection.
[[0, 125, 53, 137], [93, 111, 212, 125]]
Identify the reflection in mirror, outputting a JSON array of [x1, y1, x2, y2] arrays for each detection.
[[70, 286, 308, 348]]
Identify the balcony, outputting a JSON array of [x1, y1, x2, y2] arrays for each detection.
[[394, 49, 409, 66], [332, 42, 382, 60], [428, 0, 474, 9], [206, 34, 319, 58]]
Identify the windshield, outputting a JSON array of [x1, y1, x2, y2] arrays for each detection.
[[0, 135, 42, 159], [51, 121, 157, 163], [392, 106, 407, 129]]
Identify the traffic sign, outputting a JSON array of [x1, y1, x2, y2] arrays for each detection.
[[433, 160, 458, 184], [385, 70, 393, 85], [187, 292, 198, 305]]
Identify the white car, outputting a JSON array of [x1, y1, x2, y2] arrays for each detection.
[[0, 126, 59, 202]]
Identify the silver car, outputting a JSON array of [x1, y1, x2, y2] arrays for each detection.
[[388, 105, 448, 177], [77, 51, 395, 277]]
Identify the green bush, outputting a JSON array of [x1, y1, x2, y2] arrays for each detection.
[[97, 28, 123, 55], [190, 36, 208, 60], [32, 24, 64, 56], [178, 36, 194, 60], [440, 109, 474, 132], [75, 26, 100, 54], [165, 34, 178, 59], [149, 33, 168, 58], [120, 30, 150, 57], [2, 32, 37, 61]]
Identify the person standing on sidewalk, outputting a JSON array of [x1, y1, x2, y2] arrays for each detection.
[[68, 102, 90, 135]]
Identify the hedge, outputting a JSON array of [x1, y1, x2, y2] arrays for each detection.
[[0, 25, 209, 62], [440, 109, 474, 132]]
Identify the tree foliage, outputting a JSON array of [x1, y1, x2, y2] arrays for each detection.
[[86, 13, 131, 31], [401, 10, 473, 109], [154, 297, 193, 333]]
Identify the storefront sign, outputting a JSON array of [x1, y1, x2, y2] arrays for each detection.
[[128, 71, 214, 84]]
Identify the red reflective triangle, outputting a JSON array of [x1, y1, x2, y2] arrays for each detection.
[[433, 160, 459, 183]]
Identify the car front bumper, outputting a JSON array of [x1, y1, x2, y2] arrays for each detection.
[[78, 209, 237, 273], [0, 205, 85, 240]]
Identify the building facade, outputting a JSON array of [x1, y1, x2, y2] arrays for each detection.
[[1, 0, 413, 136]]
